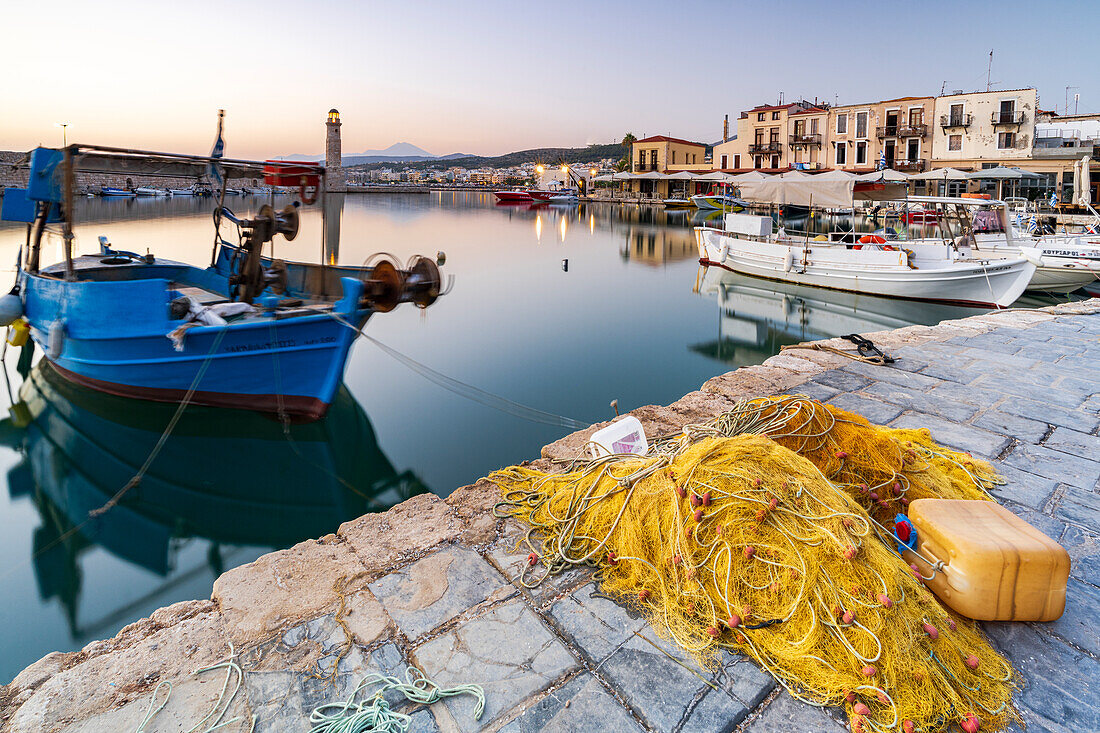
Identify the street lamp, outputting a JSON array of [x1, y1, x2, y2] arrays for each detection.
[[55, 122, 69, 146]]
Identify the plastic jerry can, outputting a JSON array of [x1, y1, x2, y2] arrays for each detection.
[[901, 499, 1069, 622], [587, 416, 648, 459]]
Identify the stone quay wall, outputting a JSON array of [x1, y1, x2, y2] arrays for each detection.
[[2, 299, 1099, 733]]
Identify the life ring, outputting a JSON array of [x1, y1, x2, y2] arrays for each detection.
[[299, 177, 318, 204], [858, 235, 887, 245]]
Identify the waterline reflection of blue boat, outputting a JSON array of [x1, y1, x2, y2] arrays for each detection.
[[4, 361, 427, 635], [8, 146, 445, 420]]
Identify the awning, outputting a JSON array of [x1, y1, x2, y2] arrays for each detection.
[[664, 171, 699, 180], [857, 169, 909, 182], [735, 172, 906, 208], [611, 171, 635, 180], [907, 167, 970, 181], [696, 171, 735, 181], [591, 174, 615, 182], [965, 166, 1042, 180], [633, 171, 665, 180]]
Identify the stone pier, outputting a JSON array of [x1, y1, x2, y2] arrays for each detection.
[[3, 300, 1099, 733]]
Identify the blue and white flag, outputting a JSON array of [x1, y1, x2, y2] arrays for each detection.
[[209, 109, 225, 184], [1049, 191, 1058, 208], [877, 150, 887, 171]]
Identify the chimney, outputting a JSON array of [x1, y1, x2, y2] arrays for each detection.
[[723, 115, 729, 142]]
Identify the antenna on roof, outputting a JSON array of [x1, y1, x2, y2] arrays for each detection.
[[986, 50, 993, 92], [940, 81, 946, 95]]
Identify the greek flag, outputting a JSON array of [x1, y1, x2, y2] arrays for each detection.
[[1049, 191, 1058, 208], [1027, 215, 1040, 235], [877, 150, 887, 171], [209, 109, 225, 184], [1013, 212, 1024, 228]]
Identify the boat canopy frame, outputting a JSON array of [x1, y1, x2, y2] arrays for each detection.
[[21, 144, 328, 282]]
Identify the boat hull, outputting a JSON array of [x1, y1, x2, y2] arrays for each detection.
[[697, 229, 1034, 308], [21, 268, 366, 421], [493, 191, 532, 203], [692, 195, 745, 211]]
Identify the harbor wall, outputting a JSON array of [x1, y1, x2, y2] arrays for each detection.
[[2, 298, 1099, 732]]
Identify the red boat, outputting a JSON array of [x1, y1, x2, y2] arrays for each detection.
[[900, 209, 940, 224], [493, 190, 533, 203]]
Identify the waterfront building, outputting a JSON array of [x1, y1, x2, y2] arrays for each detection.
[[713, 101, 819, 172], [787, 106, 830, 170], [628, 135, 708, 198], [931, 88, 1037, 170], [827, 96, 935, 173]]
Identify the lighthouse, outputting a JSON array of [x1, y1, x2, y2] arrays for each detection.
[[325, 108, 345, 192]]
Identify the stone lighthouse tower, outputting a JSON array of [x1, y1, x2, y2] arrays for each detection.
[[325, 108, 345, 192]]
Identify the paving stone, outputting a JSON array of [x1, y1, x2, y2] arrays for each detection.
[[1003, 444, 1100, 491], [246, 639, 419, 733], [972, 409, 1050, 445], [414, 600, 577, 733], [681, 685, 753, 733], [1047, 578, 1100, 658], [957, 349, 1039, 372], [1055, 488, 1100, 533], [1044, 426, 1100, 459], [987, 463, 1059, 510], [1014, 343, 1067, 362], [718, 651, 776, 710], [1061, 524, 1100, 586], [840, 360, 942, 390], [487, 524, 595, 608], [549, 583, 646, 663], [948, 333, 1023, 355], [998, 501, 1066, 541], [497, 673, 644, 733], [997, 397, 1100, 434], [1054, 374, 1100, 399], [369, 546, 512, 640], [600, 632, 738, 732], [825, 393, 903, 425], [971, 377, 1084, 410], [918, 357, 977, 384], [861, 382, 978, 423], [808, 369, 870, 393], [926, 380, 1011, 410], [983, 623, 1100, 732], [790, 381, 840, 402], [890, 412, 1010, 458], [742, 691, 847, 733]]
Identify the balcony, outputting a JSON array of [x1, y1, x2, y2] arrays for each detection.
[[634, 162, 657, 172], [892, 159, 927, 172], [992, 111, 1025, 126], [788, 133, 822, 147], [940, 114, 972, 128], [877, 124, 928, 139], [749, 141, 782, 154]]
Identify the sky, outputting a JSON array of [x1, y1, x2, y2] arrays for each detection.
[[3, 0, 1098, 159]]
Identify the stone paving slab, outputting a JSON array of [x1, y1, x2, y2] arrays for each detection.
[[6, 300, 1100, 733]]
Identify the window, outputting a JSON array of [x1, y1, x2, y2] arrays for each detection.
[[949, 103, 964, 126], [757, 112, 765, 121], [733, 154, 741, 168], [793, 119, 805, 136], [772, 111, 780, 120], [836, 114, 848, 134], [998, 99, 1015, 124], [998, 132, 1016, 149], [835, 142, 847, 166], [720, 154, 727, 168], [856, 142, 867, 165], [650, 150, 657, 169], [671, 151, 676, 165], [811, 118, 819, 134], [769, 127, 780, 144], [771, 155, 779, 168], [909, 108, 923, 126], [856, 112, 868, 138], [948, 135, 962, 151], [754, 129, 764, 145]]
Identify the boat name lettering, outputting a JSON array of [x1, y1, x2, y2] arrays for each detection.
[[303, 335, 337, 346], [225, 339, 296, 353]]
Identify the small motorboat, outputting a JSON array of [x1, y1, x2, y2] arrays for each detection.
[[100, 187, 135, 197], [691, 194, 747, 211], [899, 206, 940, 224], [168, 188, 195, 196], [548, 193, 578, 205], [4, 145, 448, 421], [134, 187, 168, 197], [494, 190, 533, 203], [663, 198, 695, 208]]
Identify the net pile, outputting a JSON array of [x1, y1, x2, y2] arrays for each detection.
[[491, 396, 1017, 733]]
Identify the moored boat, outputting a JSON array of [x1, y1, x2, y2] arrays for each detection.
[[691, 194, 747, 211], [134, 187, 167, 197], [493, 190, 532, 203], [3, 144, 447, 421], [99, 187, 135, 197]]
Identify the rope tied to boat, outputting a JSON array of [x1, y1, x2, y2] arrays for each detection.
[[780, 334, 896, 366]]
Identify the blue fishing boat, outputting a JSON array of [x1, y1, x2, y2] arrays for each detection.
[[99, 187, 135, 197], [1, 144, 445, 420]]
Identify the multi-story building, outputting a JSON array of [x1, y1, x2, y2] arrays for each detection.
[[713, 101, 819, 171], [828, 96, 935, 172], [787, 107, 830, 170], [631, 135, 708, 173], [931, 88, 1037, 168]]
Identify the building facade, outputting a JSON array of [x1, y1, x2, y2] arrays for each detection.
[[713, 101, 819, 172], [631, 136, 708, 173], [827, 96, 934, 172], [931, 88, 1037, 168]]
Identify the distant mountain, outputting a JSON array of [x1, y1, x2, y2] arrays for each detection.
[[277, 142, 472, 166], [345, 143, 629, 172]]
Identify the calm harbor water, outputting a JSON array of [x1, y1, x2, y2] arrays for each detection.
[[0, 192, 1064, 681]]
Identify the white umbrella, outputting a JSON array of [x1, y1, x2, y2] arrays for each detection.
[[858, 169, 909, 182], [696, 171, 735, 181], [591, 174, 614, 182], [1075, 156, 1092, 206], [816, 169, 859, 181], [965, 166, 1037, 180], [633, 171, 665, 180], [907, 167, 969, 181], [730, 170, 769, 182], [665, 171, 699, 180], [611, 171, 635, 180], [778, 170, 812, 179]]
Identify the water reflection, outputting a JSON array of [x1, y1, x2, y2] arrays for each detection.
[[690, 266, 986, 365], [3, 363, 426, 639]]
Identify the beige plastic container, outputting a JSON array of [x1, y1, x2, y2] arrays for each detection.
[[901, 499, 1069, 622]]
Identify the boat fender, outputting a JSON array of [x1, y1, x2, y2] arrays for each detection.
[[718, 240, 730, 264], [782, 250, 793, 272], [1019, 248, 1043, 267], [0, 288, 23, 327], [47, 319, 65, 359], [903, 248, 919, 270], [6, 318, 29, 347]]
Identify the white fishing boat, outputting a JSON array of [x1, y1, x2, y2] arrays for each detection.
[[134, 187, 168, 197], [691, 193, 747, 211], [695, 176, 1036, 308], [168, 187, 195, 196]]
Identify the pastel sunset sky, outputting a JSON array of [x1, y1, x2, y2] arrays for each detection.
[[3, 0, 1097, 158]]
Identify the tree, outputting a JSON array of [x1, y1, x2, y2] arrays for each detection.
[[619, 133, 637, 171]]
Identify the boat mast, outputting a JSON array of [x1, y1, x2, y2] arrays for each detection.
[[62, 146, 76, 280]]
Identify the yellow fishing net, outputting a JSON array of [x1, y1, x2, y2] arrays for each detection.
[[491, 396, 1017, 733]]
